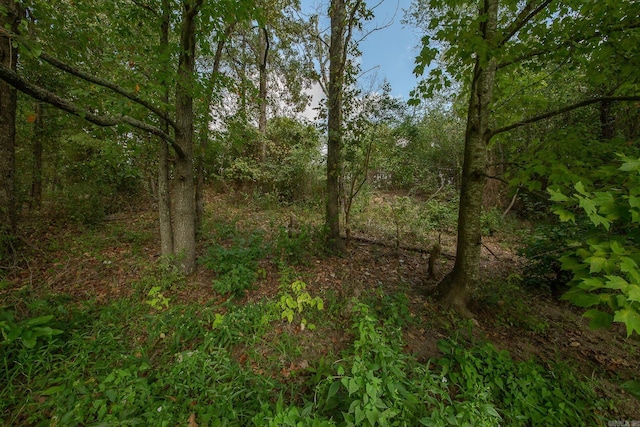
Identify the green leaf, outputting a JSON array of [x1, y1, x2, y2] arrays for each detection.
[[579, 277, 604, 291], [621, 380, 640, 400], [619, 158, 640, 172], [613, 308, 640, 337], [583, 309, 613, 329], [574, 181, 587, 196], [23, 315, 54, 327], [578, 196, 596, 215], [568, 291, 601, 308], [609, 240, 626, 255], [40, 385, 65, 396], [586, 256, 607, 274], [327, 380, 341, 400], [548, 188, 569, 202], [604, 275, 629, 291], [628, 286, 640, 303], [628, 195, 640, 209], [553, 208, 575, 223]]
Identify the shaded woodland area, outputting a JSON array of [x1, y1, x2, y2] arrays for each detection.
[[1, 0, 640, 425]]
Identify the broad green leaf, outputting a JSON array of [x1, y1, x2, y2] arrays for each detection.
[[574, 181, 587, 196], [628, 286, 640, 303], [327, 380, 340, 400], [620, 257, 640, 281], [613, 308, 640, 337], [609, 240, 625, 255], [604, 275, 629, 291], [579, 277, 604, 291], [553, 209, 575, 223], [567, 290, 600, 308], [629, 195, 640, 209], [23, 315, 54, 327], [578, 196, 596, 216], [586, 256, 607, 274], [583, 309, 613, 329], [548, 188, 569, 202], [619, 158, 640, 172]]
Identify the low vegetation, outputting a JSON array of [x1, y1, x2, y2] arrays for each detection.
[[2, 193, 638, 426]]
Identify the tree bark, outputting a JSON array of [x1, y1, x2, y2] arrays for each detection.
[[171, 0, 202, 275], [30, 103, 44, 210], [600, 99, 615, 140], [0, 0, 22, 245], [326, 0, 347, 254], [435, 0, 498, 315], [158, 0, 173, 258], [258, 26, 269, 141]]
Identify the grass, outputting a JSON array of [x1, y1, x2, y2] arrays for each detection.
[[1, 190, 636, 425]]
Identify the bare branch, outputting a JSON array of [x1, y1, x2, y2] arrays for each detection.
[[355, 0, 397, 44], [489, 96, 640, 138], [0, 64, 185, 158]]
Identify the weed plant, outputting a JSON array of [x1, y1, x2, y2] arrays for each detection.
[[200, 230, 266, 297], [0, 286, 610, 426]]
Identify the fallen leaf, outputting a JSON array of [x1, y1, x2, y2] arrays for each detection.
[[188, 413, 198, 427]]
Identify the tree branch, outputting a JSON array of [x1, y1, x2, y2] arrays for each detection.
[[0, 27, 178, 130], [499, 0, 554, 47], [498, 20, 640, 70], [341, 0, 363, 76], [39, 53, 178, 131], [489, 96, 640, 138], [0, 64, 185, 158]]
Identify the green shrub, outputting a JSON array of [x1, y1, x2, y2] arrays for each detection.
[[200, 230, 266, 297], [274, 223, 321, 266], [436, 338, 604, 426]]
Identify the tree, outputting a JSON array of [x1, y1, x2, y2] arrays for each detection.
[[0, 0, 23, 257], [0, 0, 258, 274], [325, 0, 372, 253], [410, 0, 640, 315]]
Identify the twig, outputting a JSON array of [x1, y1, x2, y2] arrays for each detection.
[[481, 241, 500, 260], [503, 187, 519, 218]]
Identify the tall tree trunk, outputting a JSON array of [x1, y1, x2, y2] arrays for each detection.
[[158, 0, 173, 257], [326, 0, 347, 253], [171, 0, 201, 275], [0, 0, 22, 247], [158, 139, 174, 257], [30, 103, 44, 211], [434, 0, 498, 316], [258, 27, 269, 161]]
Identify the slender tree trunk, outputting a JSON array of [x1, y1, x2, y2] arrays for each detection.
[[171, 0, 201, 275], [196, 24, 233, 232], [158, 0, 173, 257], [258, 27, 269, 161], [434, 0, 498, 316], [158, 139, 174, 257], [30, 103, 44, 210], [600, 99, 615, 140], [0, 0, 22, 245], [326, 0, 347, 253]]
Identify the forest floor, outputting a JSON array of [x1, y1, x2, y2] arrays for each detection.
[[4, 189, 640, 423]]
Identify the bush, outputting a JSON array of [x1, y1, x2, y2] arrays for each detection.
[[200, 230, 266, 297]]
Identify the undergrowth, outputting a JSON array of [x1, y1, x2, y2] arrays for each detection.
[[1, 283, 609, 426]]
